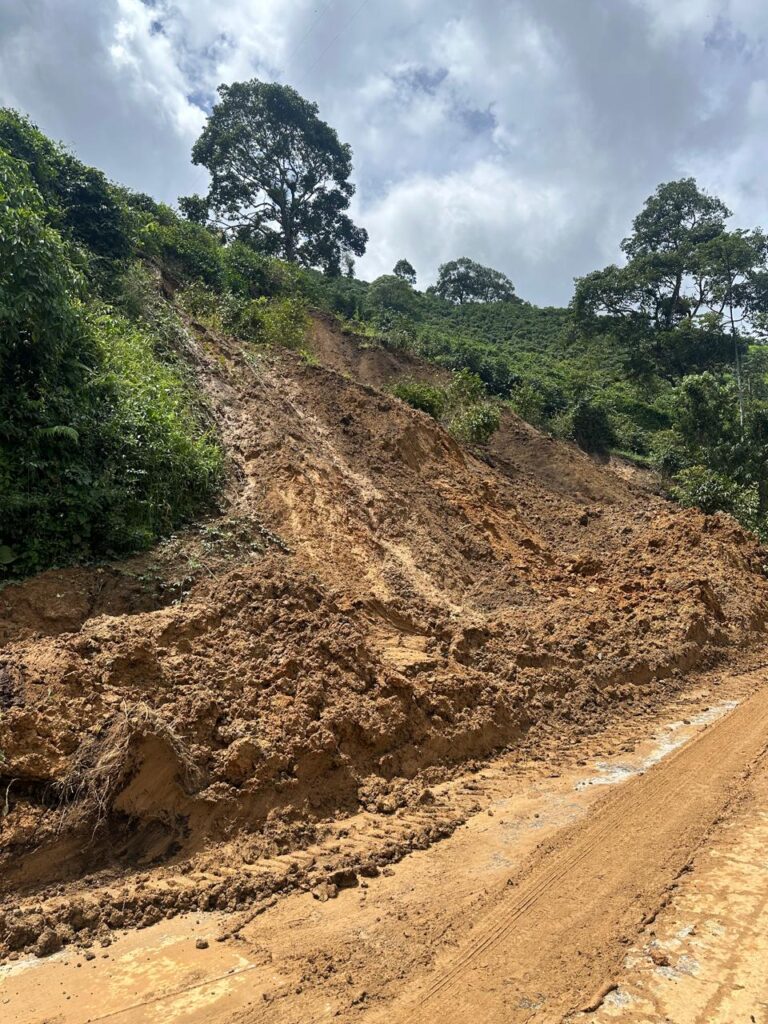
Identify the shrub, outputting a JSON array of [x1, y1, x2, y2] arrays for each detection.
[[448, 403, 501, 444], [365, 274, 419, 319], [393, 369, 500, 443], [568, 399, 616, 454], [142, 214, 224, 287], [0, 108, 135, 270], [446, 368, 485, 406], [509, 381, 549, 427], [672, 466, 749, 518], [649, 430, 689, 476], [89, 309, 222, 552], [0, 149, 221, 574], [222, 240, 293, 298], [392, 379, 447, 419], [178, 279, 222, 328], [222, 294, 308, 349]]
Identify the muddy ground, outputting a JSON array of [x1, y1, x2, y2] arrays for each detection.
[[2, 300, 768, 1015]]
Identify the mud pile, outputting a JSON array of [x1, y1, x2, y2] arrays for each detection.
[[1, 307, 767, 957]]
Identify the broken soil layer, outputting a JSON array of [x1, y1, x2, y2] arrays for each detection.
[[3, 673, 763, 1024], [1, 303, 768, 959]]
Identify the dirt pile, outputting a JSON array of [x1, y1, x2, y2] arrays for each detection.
[[1, 305, 767, 958]]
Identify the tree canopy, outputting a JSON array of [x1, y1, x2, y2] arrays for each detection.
[[0, 108, 134, 269], [393, 258, 417, 284], [181, 80, 368, 275], [429, 257, 516, 304], [574, 179, 768, 375]]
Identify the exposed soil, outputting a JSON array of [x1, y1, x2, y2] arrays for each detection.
[[4, 670, 767, 1024], [2, 297, 768, 989]]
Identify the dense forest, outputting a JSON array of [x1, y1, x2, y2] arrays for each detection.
[[3, 78, 768, 578]]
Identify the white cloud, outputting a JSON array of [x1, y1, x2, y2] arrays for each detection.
[[1, 0, 768, 303]]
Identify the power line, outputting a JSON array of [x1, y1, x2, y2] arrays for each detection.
[[281, 0, 338, 70], [302, 0, 374, 78]]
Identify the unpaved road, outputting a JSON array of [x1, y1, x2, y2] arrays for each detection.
[[5, 674, 768, 1024], [381, 683, 768, 1024]]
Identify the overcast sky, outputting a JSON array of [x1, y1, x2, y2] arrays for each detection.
[[1, 0, 768, 304]]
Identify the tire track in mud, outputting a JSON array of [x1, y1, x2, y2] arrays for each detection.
[[377, 680, 768, 1024]]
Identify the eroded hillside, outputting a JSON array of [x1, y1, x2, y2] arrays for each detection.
[[1, 304, 767, 959]]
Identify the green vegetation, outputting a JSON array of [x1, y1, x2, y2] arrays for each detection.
[[181, 79, 367, 274], [428, 257, 516, 304], [0, 112, 222, 576], [392, 369, 500, 444], [5, 83, 768, 579]]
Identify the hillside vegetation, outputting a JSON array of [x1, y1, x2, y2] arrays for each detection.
[[2, 83, 768, 579]]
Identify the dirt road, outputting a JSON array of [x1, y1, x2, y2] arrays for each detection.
[[5, 674, 768, 1024], [375, 683, 768, 1024]]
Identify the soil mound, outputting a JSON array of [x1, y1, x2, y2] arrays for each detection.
[[1, 306, 767, 958]]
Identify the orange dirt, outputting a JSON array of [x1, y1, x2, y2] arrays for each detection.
[[1, 299, 768, 973]]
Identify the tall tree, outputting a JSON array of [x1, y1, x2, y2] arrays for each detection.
[[180, 80, 367, 275], [429, 257, 515, 304], [393, 258, 417, 285], [574, 179, 768, 375]]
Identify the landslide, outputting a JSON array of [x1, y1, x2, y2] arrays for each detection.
[[1, 300, 767, 958]]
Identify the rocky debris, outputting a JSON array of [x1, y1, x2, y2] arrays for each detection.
[[312, 882, 339, 903], [34, 929, 62, 959], [650, 946, 671, 967], [1, 312, 767, 960]]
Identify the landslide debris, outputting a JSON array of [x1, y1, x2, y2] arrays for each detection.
[[1, 308, 767, 958]]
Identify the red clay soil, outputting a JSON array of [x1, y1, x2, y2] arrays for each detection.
[[1, 306, 767, 960]]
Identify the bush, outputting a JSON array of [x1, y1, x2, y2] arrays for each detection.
[[222, 294, 308, 349], [90, 310, 222, 551], [0, 109, 134, 256], [448, 403, 501, 444], [392, 379, 446, 419], [672, 466, 749, 518], [365, 274, 419, 319], [649, 430, 690, 476], [446, 368, 485, 406], [222, 240, 293, 298], [509, 381, 549, 428], [611, 414, 650, 456], [568, 399, 616, 453], [178, 280, 222, 328], [392, 369, 500, 443], [142, 214, 224, 287]]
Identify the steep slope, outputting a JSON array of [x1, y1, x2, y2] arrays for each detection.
[[1, 305, 767, 958]]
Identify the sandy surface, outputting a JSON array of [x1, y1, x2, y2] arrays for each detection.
[[4, 671, 767, 1023]]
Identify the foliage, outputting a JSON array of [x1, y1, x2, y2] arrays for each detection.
[[391, 378, 446, 419], [0, 137, 221, 576], [574, 179, 768, 377], [140, 211, 224, 287], [429, 257, 516, 304], [0, 108, 135, 279], [183, 79, 367, 273], [393, 258, 417, 284], [89, 309, 222, 552], [671, 466, 748, 518], [449, 401, 501, 444], [222, 239, 294, 297], [365, 274, 419, 319], [222, 293, 308, 349], [392, 368, 500, 444], [564, 398, 616, 454]]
